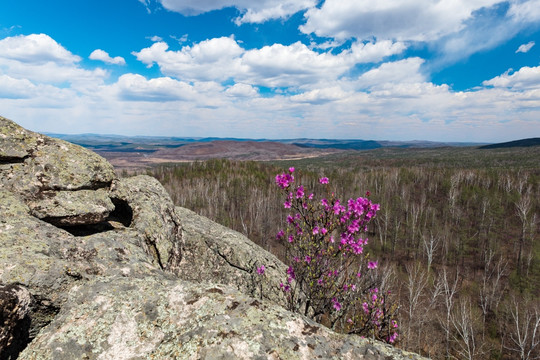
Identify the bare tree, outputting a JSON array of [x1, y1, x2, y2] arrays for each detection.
[[422, 232, 439, 271], [449, 297, 483, 360], [503, 298, 540, 360], [515, 187, 532, 276], [404, 262, 429, 349], [439, 268, 461, 359]]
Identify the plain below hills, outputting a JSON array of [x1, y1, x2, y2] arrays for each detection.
[[45, 133, 540, 170]]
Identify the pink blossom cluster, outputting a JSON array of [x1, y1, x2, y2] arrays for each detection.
[[267, 168, 399, 344]]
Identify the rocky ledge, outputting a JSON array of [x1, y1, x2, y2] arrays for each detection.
[[0, 116, 426, 360]]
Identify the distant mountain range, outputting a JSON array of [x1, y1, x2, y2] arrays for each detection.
[[478, 138, 540, 149], [44, 133, 538, 170], [45, 133, 488, 152]]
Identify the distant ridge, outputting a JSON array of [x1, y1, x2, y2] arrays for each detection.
[[479, 138, 540, 149]]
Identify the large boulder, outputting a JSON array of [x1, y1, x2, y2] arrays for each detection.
[[19, 277, 425, 360], [0, 116, 115, 196]]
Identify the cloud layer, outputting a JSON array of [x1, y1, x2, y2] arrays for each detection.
[[1, 0, 540, 142]]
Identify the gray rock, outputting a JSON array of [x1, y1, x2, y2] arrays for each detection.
[[0, 116, 115, 224], [19, 277, 426, 360], [0, 189, 164, 340], [27, 189, 115, 226], [176, 206, 289, 307], [109, 176, 183, 274], [0, 284, 33, 360]]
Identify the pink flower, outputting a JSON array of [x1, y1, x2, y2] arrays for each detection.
[[287, 266, 296, 279], [283, 201, 291, 209], [296, 186, 304, 199], [257, 265, 265, 275], [275, 172, 294, 189], [367, 261, 378, 270], [319, 177, 329, 184], [289, 167, 295, 173], [276, 230, 284, 239], [288, 235, 294, 243], [332, 298, 342, 311]]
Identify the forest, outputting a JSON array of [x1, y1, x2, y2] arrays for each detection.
[[130, 145, 540, 360]]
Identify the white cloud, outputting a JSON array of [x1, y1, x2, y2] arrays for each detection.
[[89, 49, 126, 65], [516, 41, 535, 53], [356, 58, 426, 90], [0, 34, 107, 87], [225, 83, 258, 97], [157, 0, 316, 23], [349, 40, 406, 63], [115, 74, 196, 101], [0, 33, 80, 64], [133, 37, 245, 82], [2, 33, 539, 142], [147, 35, 163, 42], [132, 38, 404, 88], [300, 0, 501, 42], [240, 42, 351, 87], [0, 75, 35, 99], [483, 66, 540, 90], [508, 0, 540, 24], [290, 86, 349, 104]]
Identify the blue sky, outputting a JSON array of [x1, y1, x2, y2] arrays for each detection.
[[1, 0, 540, 142]]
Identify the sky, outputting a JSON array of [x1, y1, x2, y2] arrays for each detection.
[[1, 0, 540, 142]]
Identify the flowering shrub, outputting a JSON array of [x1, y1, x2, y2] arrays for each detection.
[[269, 167, 399, 343]]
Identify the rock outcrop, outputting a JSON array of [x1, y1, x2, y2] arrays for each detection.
[[0, 116, 426, 359]]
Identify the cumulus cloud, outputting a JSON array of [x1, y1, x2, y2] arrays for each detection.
[[225, 83, 258, 97], [132, 37, 404, 88], [300, 0, 502, 42], [116, 74, 196, 101], [89, 49, 126, 65], [0, 34, 106, 86], [0, 75, 35, 99], [0, 33, 80, 64], [483, 66, 540, 90], [290, 86, 349, 104], [516, 41, 535, 53], [133, 37, 245, 82], [356, 58, 427, 90], [156, 0, 316, 23], [2, 32, 539, 142], [348, 40, 406, 63]]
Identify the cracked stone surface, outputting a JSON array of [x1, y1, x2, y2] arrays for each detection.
[[19, 277, 427, 360], [27, 189, 115, 226], [176, 206, 289, 307], [110, 176, 183, 274]]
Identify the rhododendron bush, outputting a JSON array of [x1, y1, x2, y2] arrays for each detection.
[[268, 167, 399, 343]]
